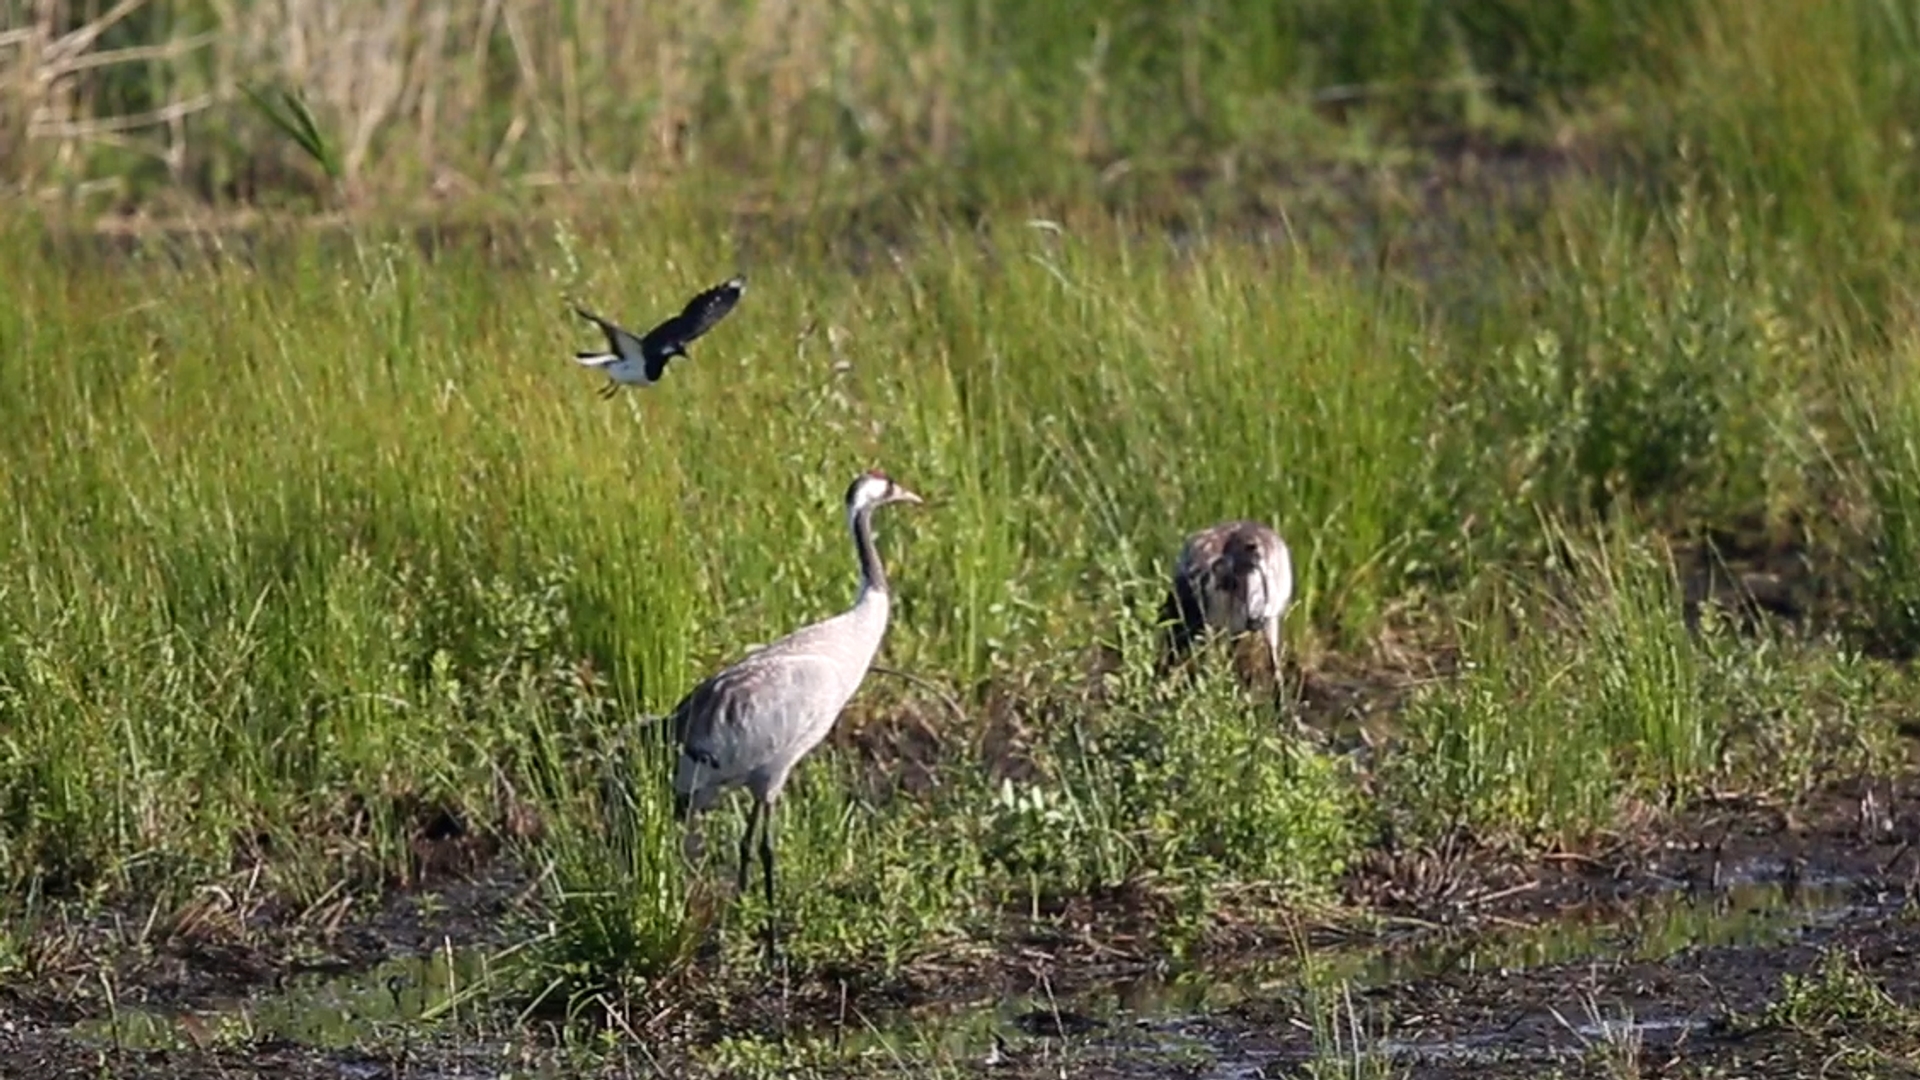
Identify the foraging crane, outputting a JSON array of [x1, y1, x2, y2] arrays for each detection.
[[1157, 520, 1294, 687], [571, 276, 745, 398], [668, 470, 924, 954]]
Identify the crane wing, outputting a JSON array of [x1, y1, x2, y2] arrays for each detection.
[[670, 648, 847, 800]]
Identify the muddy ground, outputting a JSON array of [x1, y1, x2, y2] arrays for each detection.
[[1, 761, 1915, 1079]]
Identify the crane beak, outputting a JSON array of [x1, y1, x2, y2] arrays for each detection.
[[890, 487, 926, 507]]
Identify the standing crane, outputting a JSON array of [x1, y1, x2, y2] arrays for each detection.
[[1157, 520, 1294, 690], [668, 470, 924, 956]]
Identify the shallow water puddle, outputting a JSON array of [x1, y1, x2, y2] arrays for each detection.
[[73, 944, 495, 1052], [68, 869, 1894, 1070], [842, 872, 1896, 1075], [1342, 872, 1875, 985], [1044, 873, 1870, 1018]]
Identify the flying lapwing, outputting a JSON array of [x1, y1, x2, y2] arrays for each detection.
[[570, 276, 746, 398]]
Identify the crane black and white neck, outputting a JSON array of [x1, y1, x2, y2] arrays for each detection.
[[667, 469, 924, 957], [1158, 519, 1294, 688], [571, 276, 746, 398]]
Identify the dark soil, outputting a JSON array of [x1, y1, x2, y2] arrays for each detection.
[[2, 762, 1915, 1079]]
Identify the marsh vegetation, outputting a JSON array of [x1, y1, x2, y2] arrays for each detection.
[[4, 0, 1920, 1076]]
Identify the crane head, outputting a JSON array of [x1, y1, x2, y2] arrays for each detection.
[[847, 469, 925, 512]]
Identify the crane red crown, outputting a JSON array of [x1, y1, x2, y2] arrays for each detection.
[[846, 469, 895, 507]]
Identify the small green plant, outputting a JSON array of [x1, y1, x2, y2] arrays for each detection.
[[981, 776, 1108, 884], [979, 582, 1358, 902], [1754, 949, 1913, 1035], [240, 84, 341, 184], [1550, 994, 1645, 1080], [1298, 954, 1397, 1080], [515, 714, 701, 1012]]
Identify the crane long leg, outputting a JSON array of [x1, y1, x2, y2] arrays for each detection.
[[758, 802, 780, 960], [1265, 620, 1284, 700], [736, 801, 763, 898], [758, 804, 777, 910]]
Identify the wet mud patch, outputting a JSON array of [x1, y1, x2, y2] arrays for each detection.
[[1, 864, 534, 1027], [1194, 898, 1920, 1078], [4, 792, 1919, 1078], [662, 867, 1920, 1079], [1, 728, 1914, 1078], [1344, 765, 1920, 931]]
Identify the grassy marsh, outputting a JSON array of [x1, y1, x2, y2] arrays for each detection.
[[4, 0, 1920, 1076], [3, 180, 1914, 999]]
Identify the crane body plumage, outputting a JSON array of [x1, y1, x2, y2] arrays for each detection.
[[1159, 520, 1294, 684], [670, 599, 889, 818], [664, 470, 922, 958]]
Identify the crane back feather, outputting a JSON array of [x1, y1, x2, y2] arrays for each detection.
[[1159, 520, 1293, 667], [668, 470, 919, 819]]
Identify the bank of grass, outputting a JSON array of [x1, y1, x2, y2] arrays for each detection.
[[1388, 526, 1905, 845], [2, 152, 1918, 1016], [8, 0, 1919, 239], [3, 0, 1679, 213]]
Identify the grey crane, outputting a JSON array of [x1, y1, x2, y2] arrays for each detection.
[[668, 469, 924, 953], [571, 276, 746, 398], [1157, 520, 1294, 687]]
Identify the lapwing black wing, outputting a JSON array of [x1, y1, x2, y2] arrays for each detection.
[[571, 276, 746, 398]]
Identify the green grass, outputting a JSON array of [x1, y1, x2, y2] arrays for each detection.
[[1848, 319, 1920, 654], [3, 0, 1683, 213], [0, 178, 1913, 1000], [1388, 524, 1901, 843]]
